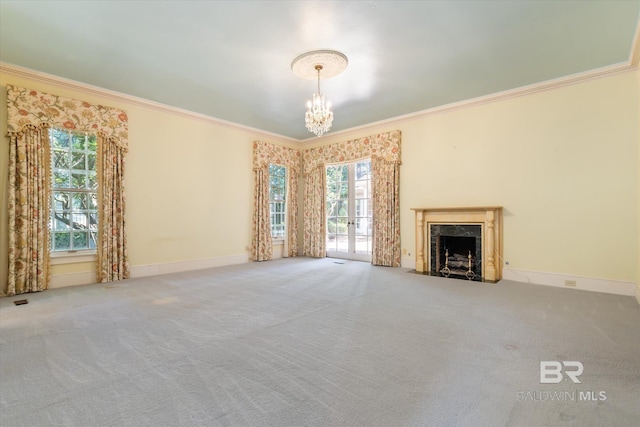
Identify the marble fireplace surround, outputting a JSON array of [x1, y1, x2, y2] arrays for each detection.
[[412, 207, 503, 282]]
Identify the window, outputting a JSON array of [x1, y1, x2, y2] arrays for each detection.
[[49, 128, 98, 252], [269, 164, 286, 239]]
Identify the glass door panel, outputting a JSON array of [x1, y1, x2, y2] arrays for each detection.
[[326, 160, 372, 261]]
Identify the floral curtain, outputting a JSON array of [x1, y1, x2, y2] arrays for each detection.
[[302, 131, 401, 265], [97, 136, 129, 281], [7, 124, 52, 295], [252, 165, 273, 261], [287, 171, 299, 257], [302, 166, 326, 258], [372, 157, 401, 266], [252, 141, 301, 259], [6, 85, 129, 293]]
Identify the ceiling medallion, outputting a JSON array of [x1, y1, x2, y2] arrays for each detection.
[[291, 50, 348, 137]]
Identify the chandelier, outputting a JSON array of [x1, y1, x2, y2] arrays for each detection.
[[291, 50, 348, 137], [305, 65, 332, 137]]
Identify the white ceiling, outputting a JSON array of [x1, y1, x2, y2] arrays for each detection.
[[1, 1, 639, 141]]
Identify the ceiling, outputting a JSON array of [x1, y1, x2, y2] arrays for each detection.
[[1, 1, 639, 141]]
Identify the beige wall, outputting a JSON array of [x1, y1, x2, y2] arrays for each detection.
[[1, 67, 638, 295], [637, 65, 640, 302], [0, 71, 296, 295], [314, 70, 639, 284]]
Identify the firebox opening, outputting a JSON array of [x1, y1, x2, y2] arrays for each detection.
[[430, 224, 482, 281]]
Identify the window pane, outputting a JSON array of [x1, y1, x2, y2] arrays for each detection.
[[88, 193, 98, 210], [54, 218, 70, 231], [71, 172, 86, 189], [326, 200, 337, 217], [51, 129, 69, 148], [73, 212, 89, 228], [72, 193, 87, 209], [340, 165, 348, 181], [356, 161, 371, 180], [53, 232, 70, 250], [53, 192, 70, 210], [71, 151, 86, 169], [88, 212, 98, 231], [87, 172, 97, 190], [87, 135, 97, 152], [355, 218, 369, 236], [89, 232, 97, 249], [72, 134, 86, 150], [53, 170, 70, 188], [53, 150, 69, 168], [327, 217, 337, 234], [338, 184, 348, 199], [355, 180, 369, 199], [337, 200, 348, 216], [73, 231, 88, 250], [87, 153, 96, 170], [337, 218, 348, 234]]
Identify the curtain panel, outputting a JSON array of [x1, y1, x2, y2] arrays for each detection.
[[7, 124, 52, 295], [302, 131, 401, 265], [372, 157, 401, 266], [97, 137, 129, 281], [252, 141, 301, 259], [6, 85, 129, 294], [302, 166, 326, 258], [252, 166, 273, 261]]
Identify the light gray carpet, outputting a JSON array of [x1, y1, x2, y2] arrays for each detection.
[[1, 258, 639, 427]]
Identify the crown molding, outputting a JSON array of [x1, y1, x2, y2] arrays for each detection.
[[0, 62, 300, 146], [303, 60, 638, 143], [2, 58, 636, 147]]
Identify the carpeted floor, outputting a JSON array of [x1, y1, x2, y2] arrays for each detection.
[[1, 257, 639, 426]]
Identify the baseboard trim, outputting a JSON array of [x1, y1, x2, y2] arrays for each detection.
[[401, 256, 416, 270], [502, 268, 636, 297], [129, 254, 250, 278], [41, 258, 639, 302], [45, 254, 251, 289]]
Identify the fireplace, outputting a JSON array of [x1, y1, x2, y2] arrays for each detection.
[[412, 207, 503, 282], [431, 224, 482, 280]]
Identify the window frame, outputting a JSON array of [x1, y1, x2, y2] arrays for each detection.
[[268, 164, 287, 241], [49, 128, 99, 258]]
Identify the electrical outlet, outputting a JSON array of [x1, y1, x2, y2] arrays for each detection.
[[402, 248, 407, 255], [565, 280, 577, 287]]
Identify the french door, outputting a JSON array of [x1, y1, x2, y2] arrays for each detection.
[[326, 159, 372, 261]]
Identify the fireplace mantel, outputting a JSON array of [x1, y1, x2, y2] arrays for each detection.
[[411, 207, 503, 282]]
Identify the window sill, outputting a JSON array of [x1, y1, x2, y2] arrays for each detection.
[[272, 239, 285, 244], [51, 251, 97, 265]]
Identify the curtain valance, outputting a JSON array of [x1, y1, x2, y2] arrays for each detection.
[[6, 85, 128, 151], [302, 130, 401, 173], [253, 141, 302, 175]]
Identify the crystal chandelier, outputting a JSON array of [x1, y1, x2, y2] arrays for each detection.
[[291, 50, 348, 137], [305, 65, 333, 137]]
